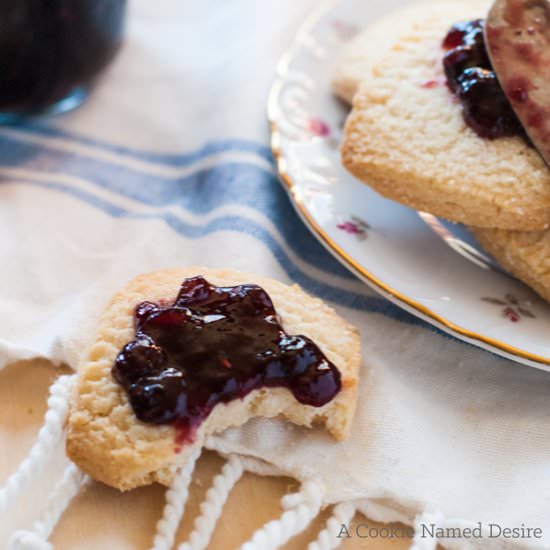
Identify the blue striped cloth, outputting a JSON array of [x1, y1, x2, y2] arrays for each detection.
[[0, 121, 423, 319], [2, 3, 548, 547]]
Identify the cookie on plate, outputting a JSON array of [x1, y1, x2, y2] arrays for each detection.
[[331, 1, 484, 104], [67, 268, 360, 490], [473, 228, 550, 303], [331, 3, 422, 104], [340, 1, 550, 231]]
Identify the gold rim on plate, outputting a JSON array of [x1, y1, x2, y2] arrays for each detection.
[[266, 0, 550, 368]]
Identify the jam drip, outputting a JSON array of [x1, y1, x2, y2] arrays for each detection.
[[442, 19, 528, 140], [112, 276, 341, 442]]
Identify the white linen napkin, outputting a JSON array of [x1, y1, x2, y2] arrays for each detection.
[[1, 1, 550, 549]]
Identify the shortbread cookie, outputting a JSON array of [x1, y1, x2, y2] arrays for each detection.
[[331, 4, 419, 104], [472, 228, 550, 303], [341, 2, 550, 231], [67, 268, 360, 491], [331, 1, 487, 104]]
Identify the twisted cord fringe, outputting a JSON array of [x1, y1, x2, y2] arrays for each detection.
[[307, 501, 356, 550], [8, 463, 89, 550], [239, 480, 325, 550], [0, 374, 357, 550], [0, 375, 75, 517], [178, 455, 244, 550], [150, 448, 202, 550]]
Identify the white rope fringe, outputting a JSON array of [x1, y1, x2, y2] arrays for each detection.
[[239, 480, 325, 550], [178, 455, 244, 550], [8, 463, 89, 550], [307, 502, 356, 550], [0, 375, 75, 517], [150, 448, 202, 550]]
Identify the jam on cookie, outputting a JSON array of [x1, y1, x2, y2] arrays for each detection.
[[442, 19, 528, 140], [113, 276, 342, 443]]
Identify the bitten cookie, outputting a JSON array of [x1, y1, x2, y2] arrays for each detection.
[[472, 228, 550, 303], [340, 1, 550, 231], [67, 268, 360, 491]]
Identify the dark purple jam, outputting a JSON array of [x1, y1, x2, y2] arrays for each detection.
[[112, 276, 341, 445], [442, 19, 528, 140], [0, 0, 126, 114]]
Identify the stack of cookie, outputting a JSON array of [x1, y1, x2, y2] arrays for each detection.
[[334, 0, 550, 303]]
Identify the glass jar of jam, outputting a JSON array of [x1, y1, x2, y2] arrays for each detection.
[[0, 0, 127, 122]]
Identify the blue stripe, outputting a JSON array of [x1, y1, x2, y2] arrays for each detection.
[[0, 135, 355, 280], [0, 131, 469, 346], [4, 121, 274, 164], [4, 176, 438, 331]]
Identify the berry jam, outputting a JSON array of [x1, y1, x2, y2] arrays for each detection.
[[0, 0, 126, 114], [442, 19, 527, 140], [112, 276, 341, 443]]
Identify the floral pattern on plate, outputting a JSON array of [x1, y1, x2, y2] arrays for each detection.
[[482, 295, 537, 323], [268, 0, 550, 370], [337, 216, 371, 241]]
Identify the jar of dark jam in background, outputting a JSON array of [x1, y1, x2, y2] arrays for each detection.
[[0, 0, 127, 122]]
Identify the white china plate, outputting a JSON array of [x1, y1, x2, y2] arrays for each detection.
[[268, 0, 550, 370]]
